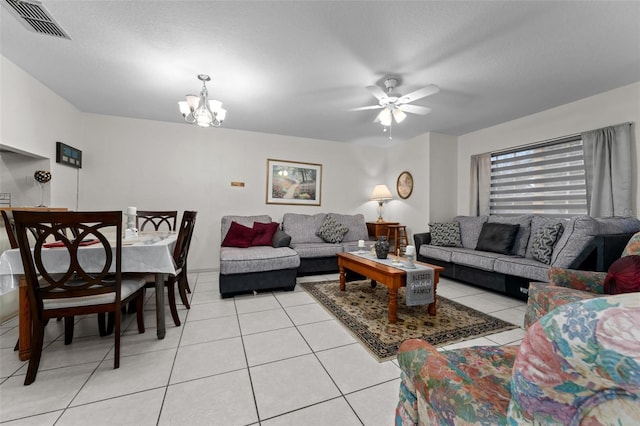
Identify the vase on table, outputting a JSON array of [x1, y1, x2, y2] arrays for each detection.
[[33, 170, 51, 207], [374, 236, 389, 259]]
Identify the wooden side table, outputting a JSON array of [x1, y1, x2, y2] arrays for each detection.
[[366, 221, 399, 248]]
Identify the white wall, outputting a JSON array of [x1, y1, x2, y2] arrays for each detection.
[[385, 132, 458, 240], [0, 56, 85, 209], [79, 114, 386, 270], [457, 82, 640, 216]]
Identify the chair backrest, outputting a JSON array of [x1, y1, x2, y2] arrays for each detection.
[[136, 210, 178, 232], [12, 211, 123, 316], [1, 210, 19, 248], [174, 211, 197, 269]]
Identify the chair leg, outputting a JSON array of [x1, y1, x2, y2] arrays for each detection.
[[178, 274, 190, 309], [98, 313, 109, 336], [167, 279, 181, 326], [135, 293, 145, 334], [114, 308, 121, 370], [64, 316, 74, 345], [106, 312, 115, 335], [24, 320, 46, 385]]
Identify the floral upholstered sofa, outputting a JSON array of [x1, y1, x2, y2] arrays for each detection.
[[525, 230, 640, 328], [396, 293, 640, 425]]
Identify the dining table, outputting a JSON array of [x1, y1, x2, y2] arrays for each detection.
[[0, 232, 178, 361]]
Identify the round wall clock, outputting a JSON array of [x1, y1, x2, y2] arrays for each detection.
[[397, 171, 414, 199]]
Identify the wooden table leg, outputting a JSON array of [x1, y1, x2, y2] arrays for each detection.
[[428, 279, 439, 316], [18, 275, 31, 361], [388, 287, 398, 324], [339, 264, 346, 291], [155, 273, 166, 339]]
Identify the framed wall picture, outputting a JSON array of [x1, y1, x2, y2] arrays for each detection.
[[266, 159, 322, 205], [397, 171, 414, 199]]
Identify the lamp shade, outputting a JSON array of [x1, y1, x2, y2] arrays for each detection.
[[370, 184, 393, 201]]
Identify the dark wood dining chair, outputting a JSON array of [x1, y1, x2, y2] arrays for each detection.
[[13, 211, 146, 385], [165, 210, 197, 326], [134, 209, 193, 298], [136, 210, 178, 232]]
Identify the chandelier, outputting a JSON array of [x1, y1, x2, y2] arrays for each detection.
[[178, 74, 227, 127]]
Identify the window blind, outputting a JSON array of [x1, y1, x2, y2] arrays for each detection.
[[490, 136, 587, 217]]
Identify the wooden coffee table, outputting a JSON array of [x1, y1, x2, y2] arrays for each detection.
[[336, 252, 444, 324]]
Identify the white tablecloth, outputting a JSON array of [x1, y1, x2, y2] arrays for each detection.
[[0, 234, 177, 295]]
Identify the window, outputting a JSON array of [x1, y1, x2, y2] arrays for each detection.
[[490, 136, 587, 217]]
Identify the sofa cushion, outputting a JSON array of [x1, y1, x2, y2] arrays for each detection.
[[316, 215, 349, 243], [221, 221, 255, 248], [419, 244, 458, 262], [219, 246, 300, 274], [451, 249, 504, 271], [221, 215, 272, 241], [252, 222, 279, 246], [488, 215, 532, 256], [530, 223, 564, 264], [454, 215, 489, 249], [493, 256, 550, 282], [475, 222, 520, 255], [272, 229, 292, 248], [328, 213, 368, 242], [291, 242, 343, 258], [282, 213, 327, 244], [429, 222, 462, 247], [548, 216, 595, 267]]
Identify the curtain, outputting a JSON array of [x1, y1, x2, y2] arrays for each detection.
[[469, 152, 491, 216], [582, 123, 634, 218]]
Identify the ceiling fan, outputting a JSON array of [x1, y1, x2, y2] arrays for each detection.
[[351, 77, 439, 127]]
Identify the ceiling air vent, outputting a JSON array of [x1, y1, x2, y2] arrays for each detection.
[[2, 0, 70, 39]]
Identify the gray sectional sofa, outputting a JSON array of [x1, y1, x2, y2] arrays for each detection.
[[415, 215, 640, 300], [219, 213, 369, 297]]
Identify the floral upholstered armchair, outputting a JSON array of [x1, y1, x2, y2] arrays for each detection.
[[525, 231, 640, 328], [396, 293, 640, 425]]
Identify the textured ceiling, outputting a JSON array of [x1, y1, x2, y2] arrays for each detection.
[[1, 1, 639, 146]]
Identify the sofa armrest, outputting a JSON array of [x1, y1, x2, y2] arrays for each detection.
[[413, 232, 431, 251], [508, 294, 640, 424], [548, 267, 607, 294]]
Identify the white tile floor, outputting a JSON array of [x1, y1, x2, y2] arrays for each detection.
[[0, 272, 527, 425]]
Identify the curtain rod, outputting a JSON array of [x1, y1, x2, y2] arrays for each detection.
[[490, 121, 634, 156]]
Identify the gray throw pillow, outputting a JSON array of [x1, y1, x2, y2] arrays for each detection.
[[316, 216, 349, 243], [272, 229, 292, 248], [429, 222, 462, 247], [530, 223, 564, 264]]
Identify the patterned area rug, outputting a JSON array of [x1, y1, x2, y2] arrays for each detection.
[[301, 279, 518, 361]]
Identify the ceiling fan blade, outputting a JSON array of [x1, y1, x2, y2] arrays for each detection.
[[349, 105, 384, 112], [398, 104, 432, 115], [366, 85, 388, 101], [396, 84, 440, 105]]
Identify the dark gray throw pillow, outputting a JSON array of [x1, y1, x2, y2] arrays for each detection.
[[475, 222, 520, 255], [272, 229, 292, 248]]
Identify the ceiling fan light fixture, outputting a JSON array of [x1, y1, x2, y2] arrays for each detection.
[[178, 74, 227, 128], [377, 108, 392, 127], [392, 108, 407, 123]]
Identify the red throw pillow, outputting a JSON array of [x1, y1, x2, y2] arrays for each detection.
[[603, 255, 640, 295], [252, 222, 279, 246], [222, 221, 255, 248]]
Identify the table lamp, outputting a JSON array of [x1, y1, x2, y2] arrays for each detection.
[[370, 184, 393, 222]]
